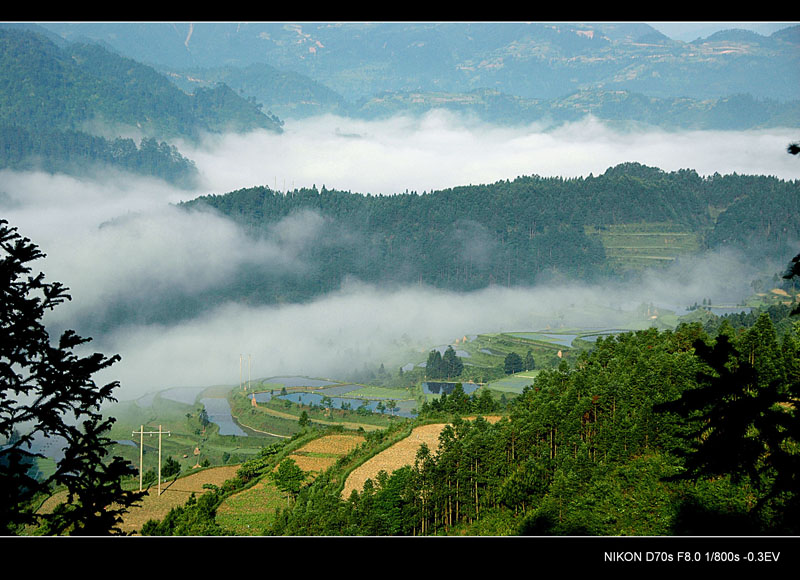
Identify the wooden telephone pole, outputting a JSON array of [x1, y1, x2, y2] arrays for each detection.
[[133, 424, 172, 496]]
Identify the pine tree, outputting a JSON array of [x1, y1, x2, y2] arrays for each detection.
[[272, 458, 306, 506], [524, 349, 536, 371], [655, 332, 799, 531], [0, 219, 142, 535], [504, 352, 524, 374], [426, 349, 445, 379], [442, 345, 463, 378]]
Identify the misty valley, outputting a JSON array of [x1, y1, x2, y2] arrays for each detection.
[[1, 22, 800, 548]]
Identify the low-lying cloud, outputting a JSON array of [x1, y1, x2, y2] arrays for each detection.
[[2, 112, 797, 399], [182, 112, 800, 194], [93, 248, 765, 396]]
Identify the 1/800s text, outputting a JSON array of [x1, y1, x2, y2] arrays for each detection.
[[604, 551, 781, 563]]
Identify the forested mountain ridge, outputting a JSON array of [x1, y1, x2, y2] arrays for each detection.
[[164, 66, 800, 128], [181, 163, 800, 304], [0, 26, 282, 185], [0, 26, 281, 138], [164, 62, 351, 121]]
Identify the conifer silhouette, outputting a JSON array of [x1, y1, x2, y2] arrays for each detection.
[[0, 219, 142, 535]]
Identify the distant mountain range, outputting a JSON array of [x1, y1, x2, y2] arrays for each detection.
[[39, 21, 800, 102], [1, 22, 797, 184], [36, 21, 800, 129]]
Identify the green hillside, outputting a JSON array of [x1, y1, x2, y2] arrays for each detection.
[[180, 163, 799, 306], [0, 26, 282, 184], [0, 27, 281, 138]]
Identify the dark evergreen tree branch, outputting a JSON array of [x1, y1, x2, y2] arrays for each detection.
[[0, 218, 143, 535]]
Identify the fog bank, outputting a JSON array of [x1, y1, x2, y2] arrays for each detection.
[[2, 113, 796, 398], [183, 113, 800, 194], [92, 246, 765, 396]]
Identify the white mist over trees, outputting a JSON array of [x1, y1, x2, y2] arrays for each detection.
[[2, 114, 798, 397]]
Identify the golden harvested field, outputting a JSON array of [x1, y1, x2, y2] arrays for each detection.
[[296, 434, 365, 455], [216, 433, 366, 534], [33, 464, 241, 535], [340, 417, 501, 499], [117, 464, 241, 534], [287, 433, 365, 474], [341, 423, 446, 499]]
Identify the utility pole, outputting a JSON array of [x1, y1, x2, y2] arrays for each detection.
[[132, 424, 172, 496], [136, 424, 143, 491], [248, 354, 252, 391]]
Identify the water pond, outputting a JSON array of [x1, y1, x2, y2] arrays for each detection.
[[431, 345, 471, 357], [422, 381, 480, 395], [579, 330, 626, 342], [134, 385, 206, 408], [538, 334, 578, 347], [510, 329, 630, 347], [200, 397, 248, 436], [18, 432, 68, 462], [135, 393, 156, 408], [315, 384, 364, 396]]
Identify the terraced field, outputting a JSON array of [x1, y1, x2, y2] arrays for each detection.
[[342, 424, 446, 499], [487, 371, 540, 393], [341, 418, 500, 499], [118, 465, 241, 534], [287, 433, 365, 474], [215, 476, 285, 535], [33, 464, 241, 535], [587, 222, 700, 272], [216, 433, 366, 535]]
